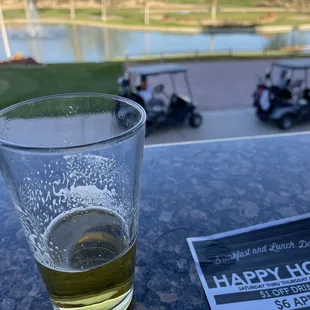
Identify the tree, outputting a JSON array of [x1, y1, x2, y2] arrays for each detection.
[[69, 0, 75, 19], [294, 0, 309, 12], [300, 0, 306, 12], [101, 0, 107, 21], [211, 0, 217, 23], [144, 0, 149, 25], [104, 0, 121, 16]]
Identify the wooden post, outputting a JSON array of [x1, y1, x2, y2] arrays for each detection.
[[211, 0, 217, 23], [101, 0, 107, 21], [144, 0, 149, 25], [0, 2, 11, 59], [69, 0, 75, 19]]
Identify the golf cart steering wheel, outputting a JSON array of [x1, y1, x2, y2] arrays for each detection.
[[153, 84, 165, 94]]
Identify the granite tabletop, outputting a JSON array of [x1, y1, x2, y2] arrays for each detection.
[[2, 133, 310, 310]]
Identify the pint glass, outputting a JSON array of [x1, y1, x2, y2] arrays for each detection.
[[0, 93, 146, 310]]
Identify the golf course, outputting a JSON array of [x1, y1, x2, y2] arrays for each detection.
[[2, 0, 310, 29], [0, 62, 122, 113]]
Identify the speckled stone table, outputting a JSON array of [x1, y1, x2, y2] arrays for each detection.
[[2, 133, 310, 310]]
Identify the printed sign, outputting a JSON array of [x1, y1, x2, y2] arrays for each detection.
[[187, 214, 310, 310]]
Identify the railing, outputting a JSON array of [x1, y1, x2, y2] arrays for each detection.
[[120, 48, 310, 63]]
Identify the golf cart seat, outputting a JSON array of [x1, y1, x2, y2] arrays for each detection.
[[148, 98, 165, 109], [269, 86, 291, 101], [146, 100, 166, 119], [304, 89, 310, 101], [279, 89, 292, 100], [298, 99, 308, 106], [128, 93, 145, 109], [268, 86, 291, 107], [291, 79, 303, 89], [170, 94, 188, 109]]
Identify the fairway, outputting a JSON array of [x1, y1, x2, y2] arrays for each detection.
[[3, 0, 310, 29], [0, 62, 122, 112]]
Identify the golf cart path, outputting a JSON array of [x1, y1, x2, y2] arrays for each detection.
[[145, 58, 310, 111], [145, 107, 310, 145]]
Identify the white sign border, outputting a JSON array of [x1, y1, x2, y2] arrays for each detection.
[[187, 213, 310, 309]]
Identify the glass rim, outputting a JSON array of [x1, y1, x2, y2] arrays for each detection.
[[0, 93, 146, 152]]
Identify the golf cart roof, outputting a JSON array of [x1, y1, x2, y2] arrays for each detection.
[[127, 64, 186, 76], [272, 60, 310, 70]]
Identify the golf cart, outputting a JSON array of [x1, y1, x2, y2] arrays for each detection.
[[117, 63, 202, 135], [253, 60, 310, 130]]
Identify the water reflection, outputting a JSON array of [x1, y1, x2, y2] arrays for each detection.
[[210, 33, 214, 53], [102, 27, 110, 60], [1, 24, 310, 63], [264, 30, 307, 51], [145, 32, 150, 55], [29, 36, 41, 61], [71, 25, 82, 62]]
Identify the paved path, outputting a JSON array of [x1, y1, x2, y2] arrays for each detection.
[[2, 106, 310, 148], [134, 58, 310, 145], [145, 107, 310, 145], [146, 58, 310, 111]]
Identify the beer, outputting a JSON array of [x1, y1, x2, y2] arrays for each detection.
[[35, 208, 136, 310]]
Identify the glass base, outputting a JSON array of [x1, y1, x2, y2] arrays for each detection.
[[52, 287, 133, 310]]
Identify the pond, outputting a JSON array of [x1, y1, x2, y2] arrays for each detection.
[[1, 24, 309, 63]]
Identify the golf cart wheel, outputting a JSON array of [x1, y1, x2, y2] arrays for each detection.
[[189, 113, 203, 128], [278, 115, 295, 130]]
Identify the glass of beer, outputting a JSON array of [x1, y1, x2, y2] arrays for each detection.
[[0, 93, 146, 310]]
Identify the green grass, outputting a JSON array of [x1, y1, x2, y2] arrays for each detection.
[[158, 0, 289, 7], [216, 12, 310, 26], [128, 51, 310, 63], [0, 62, 122, 115], [3, 6, 310, 28], [217, 0, 262, 7], [39, 9, 71, 18], [163, 0, 205, 4], [155, 11, 310, 27], [3, 9, 25, 19], [160, 0, 256, 4]]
